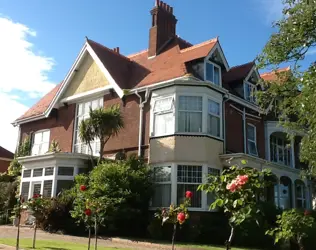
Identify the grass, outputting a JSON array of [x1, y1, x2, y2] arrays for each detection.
[[0, 238, 127, 250]]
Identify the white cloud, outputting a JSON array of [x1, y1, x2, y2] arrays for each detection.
[[0, 93, 28, 152], [0, 16, 56, 152], [257, 0, 284, 24]]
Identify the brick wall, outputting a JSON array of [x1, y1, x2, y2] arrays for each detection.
[[0, 159, 10, 173], [225, 102, 265, 159], [20, 104, 76, 153], [19, 92, 150, 159]]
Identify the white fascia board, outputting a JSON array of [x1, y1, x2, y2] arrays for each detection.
[[205, 42, 229, 71]]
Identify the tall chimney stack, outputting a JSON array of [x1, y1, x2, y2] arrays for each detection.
[[148, 0, 177, 57]]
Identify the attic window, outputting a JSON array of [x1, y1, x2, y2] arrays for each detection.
[[244, 82, 257, 104], [205, 62, 220, 86]]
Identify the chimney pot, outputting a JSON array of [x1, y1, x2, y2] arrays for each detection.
[[162, 2, 167, 10], [170, 6, 173, 14], [159, 1, 163, 7], [155, 0, 159, 7], [113, 47, 120, 54], [166, 4, 170, 12]]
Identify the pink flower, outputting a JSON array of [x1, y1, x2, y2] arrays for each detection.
[[236, 175, 249, 186], [226, 180, 238, 192], [177, 212, 185, 224]]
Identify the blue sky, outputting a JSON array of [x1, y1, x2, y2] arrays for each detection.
[[0, 0, 314, 151]]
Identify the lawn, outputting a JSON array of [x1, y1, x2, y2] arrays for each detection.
[[0, 239, 127, 250]]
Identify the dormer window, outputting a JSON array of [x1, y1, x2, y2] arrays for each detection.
[[244, 82, 257, 103], [205, 62, 221, 86]]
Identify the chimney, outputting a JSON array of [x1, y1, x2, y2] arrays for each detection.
[[148, 0, 177, 57], [113, 47, 120, 54]]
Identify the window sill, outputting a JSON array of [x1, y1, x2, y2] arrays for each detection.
[[150, 133, 223, 142]]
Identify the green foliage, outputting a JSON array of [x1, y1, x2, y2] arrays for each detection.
[[257, 0, 316, 176], [0, 180, 17, 213], [8, 136, 31, 176], [266, 209, 315, 250], [79, 105, 124, 163], [71, 157, 153, 236], [48, 140, 61, 153]]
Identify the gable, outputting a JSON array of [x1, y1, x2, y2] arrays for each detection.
[[62, 53, 110, 99]]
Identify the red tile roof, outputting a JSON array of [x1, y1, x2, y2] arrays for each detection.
[[16, 83, 62, 121], [15, 36, 217, 123], [223, 61, 255, 84], [260, 67, 291, 82], [0, 146, 14, 159]]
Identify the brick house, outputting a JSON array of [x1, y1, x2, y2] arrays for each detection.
[[14, 0, 311, 211], [0, 146, 14, 173]]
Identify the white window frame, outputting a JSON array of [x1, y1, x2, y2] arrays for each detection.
[[152, 96, 174, 137], [178, 96, 203, 133], [207, 99, 221, 137], [295, 181, 306, 208], [247, 123, 258, 156], [73, 97, 103, 156], [150, 163, 221, 212], [270, 135, 292, 167], [204, 61, 221, 86], [244, 82, 257, 104], [31, 130, 50, 156], [151, 165, 172, 207]]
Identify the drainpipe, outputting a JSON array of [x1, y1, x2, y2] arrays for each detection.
[[223, 94, 229, 153], [243, 107, 247, 153], [135, 88, 150, 157]]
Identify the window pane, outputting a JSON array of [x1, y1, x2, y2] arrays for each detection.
[[206, 63, 214, 82], [78, 168, 88, 174], [31, 144, 40, 156], [56, 180, 74, 195], [152, 184, 171, 207], [154, 97, 173, 113], [208, 115, 220, 137], [154, 166, 171, 182], [33, 183, 41, 196], [34, 133, 42, 144], [92, 99, 99, 110], [178, 112, 202, 132], [42, 131, 50, 143], [208, 100, 220, 116], [179, 96, 202, 111], [154, 112, 174, 136], [214, 66, 220, 85], [33, 168, 43, 177], [58, 167, 74, 176], [40, 142, 49, 154], [247, 125, 255, 141], [45, 167, 54, 176], [177, 184, 201, 208], [248, 141, 258, 156], [23, 169, 31, 178], [78, 103, 83, 116], [177, 165, 202, 183], [43, 180, 53, 198], [21, 182, 30, 201]]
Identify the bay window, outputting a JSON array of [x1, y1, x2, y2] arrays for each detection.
[[178, 96, 203, 133], [74, 97, 103, 155], [208, 100, 220, 137], [31, 130, 50, 156], [247, 124, 258, 156], [244, 82, 257, 103], [152, 166, 171, 207], [153, 97, 174, 136], [205, 62, 221, 86]]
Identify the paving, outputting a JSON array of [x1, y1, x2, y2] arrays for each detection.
[[0, 225, 200, 250]]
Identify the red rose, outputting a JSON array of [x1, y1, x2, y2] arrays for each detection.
[[177, 212, 185, 224], [80, 185, 87, 191], [185, 191, 193, 199], [84, 209, 92, 216], [304, 210, 312, 216], [33, 194, 39, 199]]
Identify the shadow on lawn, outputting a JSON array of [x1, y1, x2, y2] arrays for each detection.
[[41, 247, 69, 250]]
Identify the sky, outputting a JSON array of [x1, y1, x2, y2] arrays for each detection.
[[0, 0, 313, 152]]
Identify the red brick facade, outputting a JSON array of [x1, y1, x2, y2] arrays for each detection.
[[0, 159, 10, 173], [225, 102, 265, 159]]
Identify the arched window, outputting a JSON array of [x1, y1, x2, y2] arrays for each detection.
[[279, 176, 292, 209], [295, 180, 306, 208]]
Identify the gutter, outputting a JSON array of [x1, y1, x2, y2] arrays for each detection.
[[135, 88, 150, 157]]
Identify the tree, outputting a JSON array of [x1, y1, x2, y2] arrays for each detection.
[[79, 105, 124, 164], [155, 191, 192, 250], [8, 136, 31, 176], [199, 161, 272, 250], [267, 209, 315, 250], [257, 0, 316, 176]]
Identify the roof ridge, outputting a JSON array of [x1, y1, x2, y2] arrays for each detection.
[[180, 37, 218, 53], [87, 38, 131, 61], [229, 61, 255, 70], [127, 49, 148, 58], [260, 66, 291, 76]]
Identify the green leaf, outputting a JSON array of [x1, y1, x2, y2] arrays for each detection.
[[241, 159, 248, 165]]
